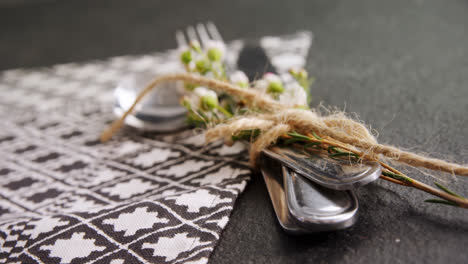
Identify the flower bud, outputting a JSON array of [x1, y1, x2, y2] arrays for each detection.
[[206, 40, 226, 61], [201, 95, 218, 110], [263, 73, 284, 94], [289, 68, 308, 79], [184, 83, 196, 91], [180, 50, 192, 65], [298, 69, 308, 79], [288, 68, 298, 76], [195, 59, 211, 74], [207, 48, 222, 62], [267, 82, 284, 94], [194, 87, 218, 110]]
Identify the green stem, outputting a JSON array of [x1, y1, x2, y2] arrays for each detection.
[[215, 105, 233, 118]]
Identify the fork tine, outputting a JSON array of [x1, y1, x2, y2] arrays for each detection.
[[175, 30, 188, 48], [186, 26, 199, 46], [206, 21, 223, 42], [196, 23, 211, 47]]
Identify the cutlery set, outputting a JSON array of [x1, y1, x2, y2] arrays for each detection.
[[114, 22, 382, 234], [260, 155, 359, 234]]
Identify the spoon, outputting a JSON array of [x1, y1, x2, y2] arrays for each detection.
[[113, 73, 187, 132], [260, 154, 358, 234], [263, 145, 382, 190]]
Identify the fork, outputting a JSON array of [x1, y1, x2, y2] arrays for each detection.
[[175, 23, 382, 187], [175, 22, 235, 74], [175, 22, 224, 51], [113, 23, 225, 133], [173, 24, 384, 233]]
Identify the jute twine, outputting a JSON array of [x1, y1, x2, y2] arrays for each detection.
[[101, 73, 468, 176]]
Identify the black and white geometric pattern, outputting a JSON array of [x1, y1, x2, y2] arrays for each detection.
[[0, 31, 311, 264]]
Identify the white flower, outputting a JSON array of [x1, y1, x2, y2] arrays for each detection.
[[264, 73, 281, 83], [194, 86, 217, 99], [279, 82, 308, 107], [253, 79, 269, 92], [229, 71, 249, 88]]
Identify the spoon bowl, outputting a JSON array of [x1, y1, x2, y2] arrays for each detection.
[[113, 73, 188, 132], [260, 154, 359, 234]]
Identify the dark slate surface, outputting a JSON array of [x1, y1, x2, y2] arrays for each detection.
[[1, 0, 468, 263]]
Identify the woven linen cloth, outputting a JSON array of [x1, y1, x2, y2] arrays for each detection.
[[0, 32, 311, 264]]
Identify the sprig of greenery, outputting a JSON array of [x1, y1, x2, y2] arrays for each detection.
[[179, 41, 315, 127], [434, 182, 464, 198], [286, 132, 313, 141], [382, 171, 414, 184], [244, 128, 468, 208], [176, 40, 466, 209], [424, 182, 466, 207], [425, 199, 459, 207], [231, 129, 261, 141], [276, 130, 468, 208]]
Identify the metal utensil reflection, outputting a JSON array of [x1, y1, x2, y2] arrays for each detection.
[[114, 73, 187, 132], [260, 154, 358, 234], [263, 145, 382, 190], [114, 22, 225, 132]]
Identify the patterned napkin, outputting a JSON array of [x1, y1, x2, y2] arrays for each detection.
[[0, 31, 311, 264]]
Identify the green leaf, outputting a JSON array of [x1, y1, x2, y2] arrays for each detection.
[[195, 109, 209, 123], [382, 171, 413, 184], [215, 105, 233, 118], [327, 146, 339, 153], [434, 182, 464, 199], [311, 131, 322, 140], [232, 129, 260, 141], [286, 132, 312, 141], [424, 199, 459, 207], [186, 112, 206, 127]]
